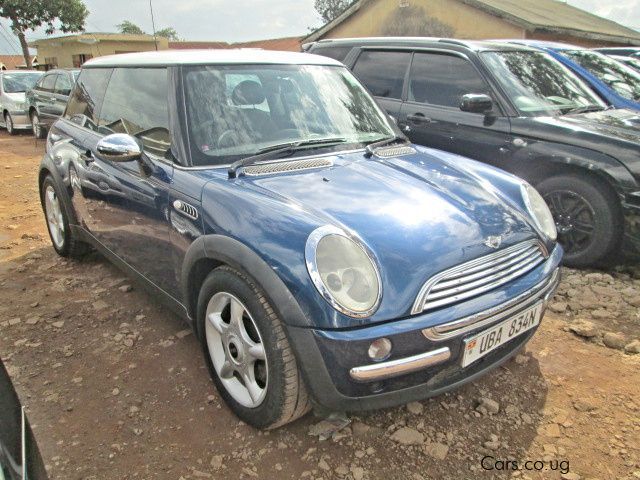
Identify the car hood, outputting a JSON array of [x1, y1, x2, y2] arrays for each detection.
[[231, 147, 541, 323], [514, 108, 640, 173]]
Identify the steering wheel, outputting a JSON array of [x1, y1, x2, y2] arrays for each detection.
[[217, 129, 242, 149]]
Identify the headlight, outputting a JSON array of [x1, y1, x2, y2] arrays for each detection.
[[521, 183, 557, 241], [305, 226, 382, 318]]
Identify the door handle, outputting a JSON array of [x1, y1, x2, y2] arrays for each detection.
[[407, 113, 432, 124]]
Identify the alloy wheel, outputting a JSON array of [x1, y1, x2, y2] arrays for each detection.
[[31, 112, 40, 138], [205, 292, 268, 408], [544, 190, 595, 255], [5, 114, 13, 134], [44, 185, 65, 249]]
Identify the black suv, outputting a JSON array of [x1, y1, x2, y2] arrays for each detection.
[[305, 38, 640, 267]]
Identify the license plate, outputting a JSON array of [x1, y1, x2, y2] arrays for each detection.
[[461, 302, 543, 368]]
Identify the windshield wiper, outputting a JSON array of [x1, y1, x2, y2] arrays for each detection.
[[228, 137, 346, 178], [363, 135, 409, 158], [562, 105, 607, 115]]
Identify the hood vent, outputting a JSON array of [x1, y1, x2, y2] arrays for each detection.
[[374, 145, 416, 158], [241, 158, 333, 176]]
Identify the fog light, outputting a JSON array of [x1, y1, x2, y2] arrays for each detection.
[[368, 338, 392, 362]]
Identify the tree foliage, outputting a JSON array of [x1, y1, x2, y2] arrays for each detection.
[[0, 0, 88, 68], [381, 5, 454, 37], [155, 27, 179, 40], [314, 0, 351, 23], [116, 20, 145, 35]]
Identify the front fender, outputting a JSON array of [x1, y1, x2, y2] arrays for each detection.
[[181, 235, 311, 334]]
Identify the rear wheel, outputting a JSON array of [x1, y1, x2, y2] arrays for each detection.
[[197, 266, 310, 429], [40, 175, 89, 258], [537, 174, 621, 267], [31, 110, 46, 139]]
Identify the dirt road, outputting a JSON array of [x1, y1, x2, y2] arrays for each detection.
[[1, 130, 638, 480]]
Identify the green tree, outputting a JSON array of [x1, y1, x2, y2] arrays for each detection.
[[0, 0, 88, 69], [155, 27, 178, 40], [116, 20, 144, 35], [314, 0, 351, 24]]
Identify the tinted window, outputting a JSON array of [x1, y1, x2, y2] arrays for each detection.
[[312, 46, 352, 62], [408, 53, 490, 108], [54, 74, 72, 95], [65, 68, 112, 131], [98, 68, 170, 156], [353, 50, 411, 99], [41, 74, 57, 92], [562, 50, 640, 102]]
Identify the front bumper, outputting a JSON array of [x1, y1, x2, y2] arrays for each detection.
[[287, 246, 562, 412]]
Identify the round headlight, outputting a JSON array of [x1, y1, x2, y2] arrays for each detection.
[[306, 226, 382, 318], [521, 183, 557, 241]]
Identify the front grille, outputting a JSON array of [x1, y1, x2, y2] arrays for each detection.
[[241, 158, 333, 176], [412, 239, 546, 314]]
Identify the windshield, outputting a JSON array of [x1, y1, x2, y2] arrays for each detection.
[[183, 64, 395, 166], [562, 50, 640, 102], [2, 72, 43, 93], [480, 51, 605, 116]]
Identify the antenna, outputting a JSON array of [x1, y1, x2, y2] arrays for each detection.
[[149, 0, 158, 50]]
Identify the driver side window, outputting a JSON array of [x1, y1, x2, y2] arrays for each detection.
[[98, 67, 171, 157]]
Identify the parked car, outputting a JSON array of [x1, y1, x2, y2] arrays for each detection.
[[593, 47, 640, 58], [608, 55, 640, 74], [0, 358, 48, 480], [0, 70, 43, 135], [39, 50, 561, 429], [26, 69, 79, 139], [506, 40, 640, 111], [305, 38, 640, 267]]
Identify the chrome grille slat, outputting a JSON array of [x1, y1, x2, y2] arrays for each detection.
[[242, 158, 333, 176], [412, 239, 546, 314]]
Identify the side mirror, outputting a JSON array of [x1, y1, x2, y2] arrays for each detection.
[[96, 133, 142, 162], [460, 94, 493, 114]]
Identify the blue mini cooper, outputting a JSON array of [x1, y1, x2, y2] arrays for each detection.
[[38, 50, 562, 429]]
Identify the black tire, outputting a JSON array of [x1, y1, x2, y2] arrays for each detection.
[[31, 110, 46, 139], [197, 266, 310, 429], [40, 175, 89, 259], [5, 112, 16, 135], [536, 174, 621, 268]]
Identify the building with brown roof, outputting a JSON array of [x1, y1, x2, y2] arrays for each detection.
[[169, 36, 302, 52], [304, 0, 640, 47]]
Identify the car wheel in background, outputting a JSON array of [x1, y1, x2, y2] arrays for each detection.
[[31, 111, 46, 139], [4, 113, 16, 135], [197, 266, 311, 429], [40, 175, 89, 258], [537, 174, 621, 268]]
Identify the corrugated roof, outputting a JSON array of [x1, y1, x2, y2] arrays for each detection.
[[304, 0, 640, 44], [0, 55, 24, 70], [461, 0, 640, 43], [169, 37, 302, 52]]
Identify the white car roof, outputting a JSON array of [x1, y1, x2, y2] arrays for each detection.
[[84, 49, 343, 68]]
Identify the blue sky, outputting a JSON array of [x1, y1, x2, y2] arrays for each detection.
[[0, 0, 638, 55]]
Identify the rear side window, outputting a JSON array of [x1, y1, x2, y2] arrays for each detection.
[[41, 74, 57, 92], [408, 53, 490, 108], [65, 68, 112, 131], [98, 67, 170, 156], [55, 74, 72, 95], [311, 46, 352, 62], [352, 50, 411, 99]]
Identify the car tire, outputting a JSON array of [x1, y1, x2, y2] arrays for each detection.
[[5, 112, 16, 135], [40, 175, 89, 259], [31, 111, 46, 139], [536, 174, 621, 267], [197, 265, 311, 429]]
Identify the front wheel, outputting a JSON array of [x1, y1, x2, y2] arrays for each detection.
[[197, 266, 310, 429], [537, 174, 621, 267], [5, 113, 16, 135]]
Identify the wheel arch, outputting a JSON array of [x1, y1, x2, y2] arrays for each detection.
[[182, 235, 308, 337]]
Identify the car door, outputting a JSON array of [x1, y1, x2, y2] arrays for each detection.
[[350, 49, 412, 120], [35, 73, 58, 120], [398, 51, 512, 167], [52, 72, 73, 119]]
